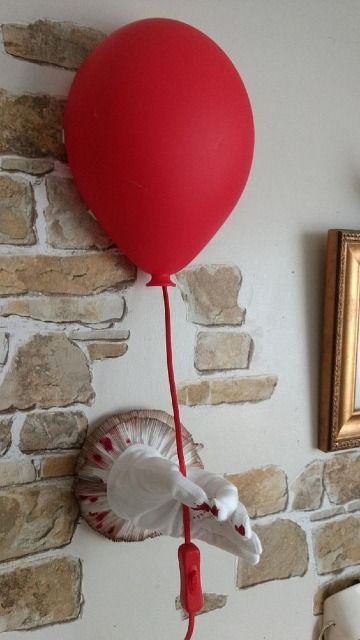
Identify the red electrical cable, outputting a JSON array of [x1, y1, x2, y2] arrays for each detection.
[[185, 613, 195, 640], [162, 286, 197, 639], [162, 286, 191, 542]]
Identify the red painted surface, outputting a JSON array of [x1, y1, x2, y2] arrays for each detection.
[[65, 18, 254, 282], [99, 436, 114, 452], [235, 524, 246, 536]]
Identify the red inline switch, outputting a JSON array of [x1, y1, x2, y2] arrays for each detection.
[[178, 543, 203, 615]]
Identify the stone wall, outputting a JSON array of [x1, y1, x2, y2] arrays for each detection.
[[0, 16, 359, 634]]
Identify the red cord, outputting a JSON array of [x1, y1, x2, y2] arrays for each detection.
[[162, 286, 191, 545], [185, 614, 195, 640], [162, 286, 194, 638]]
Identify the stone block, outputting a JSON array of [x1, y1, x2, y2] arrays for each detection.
[[20, 411, 87, 452], [3, 19, 104, 70], [40, 453, 79, 478], [0, 175, 35, 245], [226, 466, 287, 517], [0, 460, 36, 487], [177, 376, 277, 406], [0, 293, 126, 324], [1, 156, 54, 175], [0, 556, 81, 631], [87, 341, 128, 361], [177, 265, 245, 325], [291, 461, 324, 511], [175, 593, 227, 619], [0, 334, 94, 411], [237, 520, 308, 587], [0, 89, 65, 159], [177, 380, 210, 406], [0, 253, 136, 295], [45, 176, 112, 249], [195, 331, 252, 371], [0, 484, 78, 561], [313, 516, 360, 574], [324, 453, 360, 504], [210, 376, 277, 404]]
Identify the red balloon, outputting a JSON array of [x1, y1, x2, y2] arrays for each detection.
[[64, 18, 254, 285]]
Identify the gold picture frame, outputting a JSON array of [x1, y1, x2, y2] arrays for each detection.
[[320, 229, 360, 451]]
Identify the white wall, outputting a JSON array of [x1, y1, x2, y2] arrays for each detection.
[[2, 1, 360, 638]]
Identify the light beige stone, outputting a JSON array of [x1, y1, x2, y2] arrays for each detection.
[[0, 418, 12, 456], [310, 506, 346, 522], [40, 453, 79, 478], [178, 376, 277, 406], [20, 411, 87, 452], [177, 380, 210, 405], [291, 461, 324, 511], [0, 89, 65, 160], [0, 330, 9, 364], [0, 484, 78, 561], [1, 156, 54, 175], [195, 331, 252, 371], [45, 176, 112, 249], [0, 175, 35, 245], [87, 341, 128, 361], [313, 516, 360, 574], [177, 265, 245, 325], [210, 376, 277, 404], [324, 453, 360, 504], [0, 253, 136, 295], [0, 334, 94, 411], [0, 556, 81, 631], [2, 19, 104, 70], [313, 575, 360, 615], [226, 467, 287, 517], [237, 520, 308, 587], [0, 460, 36, 487], [175, 593, 227, 619], [0, 293, 126, 324], [68, 329, 129, 341]]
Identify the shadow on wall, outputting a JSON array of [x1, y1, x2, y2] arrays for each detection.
[[301, 231, 328, 449]]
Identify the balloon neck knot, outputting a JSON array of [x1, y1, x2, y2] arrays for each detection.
[[146, 274, 176, 287]]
